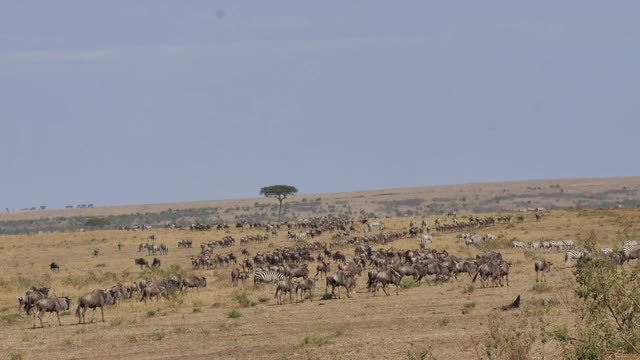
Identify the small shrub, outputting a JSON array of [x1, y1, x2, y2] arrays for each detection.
[[95, 263, 106, 268], [320, 293, 334, 300], [483, 317, 536, 360], [110, 318, 123, 327], [127, 335, 138, 343], [400, 277, 418, 289], [406, 344, 437, 360], [227, 309, 242, 318], [462, 284, 475, 294], [9, 353, 25, 360], [550, 325, 570, 344], [532, 283, 552, 293], [302, 333, 330, 345], [174, 327, 190, 335], [232, 290, 257, 307], [258, 296, 270, 304], [0, 307, 9, 312], [147, 310, 156, 317], [151, 330, 167, 341], [463, 302, 476, 309], [192, 307, 202, 313], [436, 318, 449, 327], [335, 329, 345, 337]]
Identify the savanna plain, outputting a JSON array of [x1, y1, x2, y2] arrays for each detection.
[[1, 208, 639, 359]]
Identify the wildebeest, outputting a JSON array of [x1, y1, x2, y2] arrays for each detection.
[[23, 287, 50, 314], [274, 279, 297, 305], [134, 258, 149, 269], [33, 296, 71, 328], [49, 262, 60, 272], [314, 261, 330, 279], [296, 279, 316, 302], [283, 264, 309, 280], [152, 258, 161, 267], [472, 260, 501, 288], [534, 259, 552, 282], [76, 289, 115, 323], [181, 276, 206, 293], [325, 270, 356, 299], [231, 268, 241, 287], [108, 283, 131, 304], [140, 284, 167, 304], [373, 269, 402, 296]]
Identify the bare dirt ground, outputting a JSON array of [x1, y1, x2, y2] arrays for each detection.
[[1, 208, 639, 359]]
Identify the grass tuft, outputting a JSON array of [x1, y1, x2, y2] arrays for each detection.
[[227, 309, 242, 319]]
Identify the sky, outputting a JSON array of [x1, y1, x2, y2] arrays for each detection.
[[1, 1, 639, 209]]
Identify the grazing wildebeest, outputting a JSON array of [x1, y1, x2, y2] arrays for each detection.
[[23, 287, 50, 314], [325, 270, 356, 299], [314, 261, 330, 279], [148, 234, 157, 241], [534, 259, 552, 282], [33, 296, 71, 328], [76, 289, 115, 323], [374, 269, 402, 296], [152, 258, 161, 267], [274, 279, 297, 305], [296, 279, 316, 302], [140, 284, 167, 304], [181, 276, 206, 293], [49, 262, 60, 272], [134, 258, 149, 269]]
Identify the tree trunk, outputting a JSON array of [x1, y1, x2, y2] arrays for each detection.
[[278, 199, 283, 221]]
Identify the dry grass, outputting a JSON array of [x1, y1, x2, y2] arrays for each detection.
[[0, 208, 639, 359]]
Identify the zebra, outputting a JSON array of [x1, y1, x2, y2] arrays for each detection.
[[511, 241, 527, 249], [623, 240, 639, 247], [599, 247, 614, 257], [253, 270, 288, 286], [565, 249, 589, 267], [561, 240, 574, 248]]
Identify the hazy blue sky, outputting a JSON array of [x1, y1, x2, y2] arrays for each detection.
[[1, 1, 639, 209]]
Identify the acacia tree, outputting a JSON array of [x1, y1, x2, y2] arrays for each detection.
[[259, 185, 298, 221]]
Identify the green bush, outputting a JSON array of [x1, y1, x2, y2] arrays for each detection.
[[227, 309, 242, 319], [400, 277, 418, 289]]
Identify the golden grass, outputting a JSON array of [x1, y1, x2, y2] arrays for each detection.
[[0, 208, 638, 359]]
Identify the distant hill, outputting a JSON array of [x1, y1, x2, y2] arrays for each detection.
[[1, 177, 639, 234]]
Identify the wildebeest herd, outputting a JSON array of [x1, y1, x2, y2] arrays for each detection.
[[15, 211, 639, 333]]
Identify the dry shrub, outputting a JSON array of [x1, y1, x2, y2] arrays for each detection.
[[483, 316, 536, 360]]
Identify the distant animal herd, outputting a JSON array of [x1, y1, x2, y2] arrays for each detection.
[[16, 211, 639, 328]]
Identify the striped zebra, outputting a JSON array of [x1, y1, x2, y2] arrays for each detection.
[[624, 240, 639, 247], [253, 270, 288, 286], [565, 249, 588, 267], [561, 240, 574, 248], [599, 247, 614, 257]]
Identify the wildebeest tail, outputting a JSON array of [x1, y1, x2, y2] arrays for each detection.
[[472, 271, 479, 283]]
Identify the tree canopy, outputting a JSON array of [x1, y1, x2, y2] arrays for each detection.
[[259, 185, 298, 221], [259, 185, 298, 200]]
